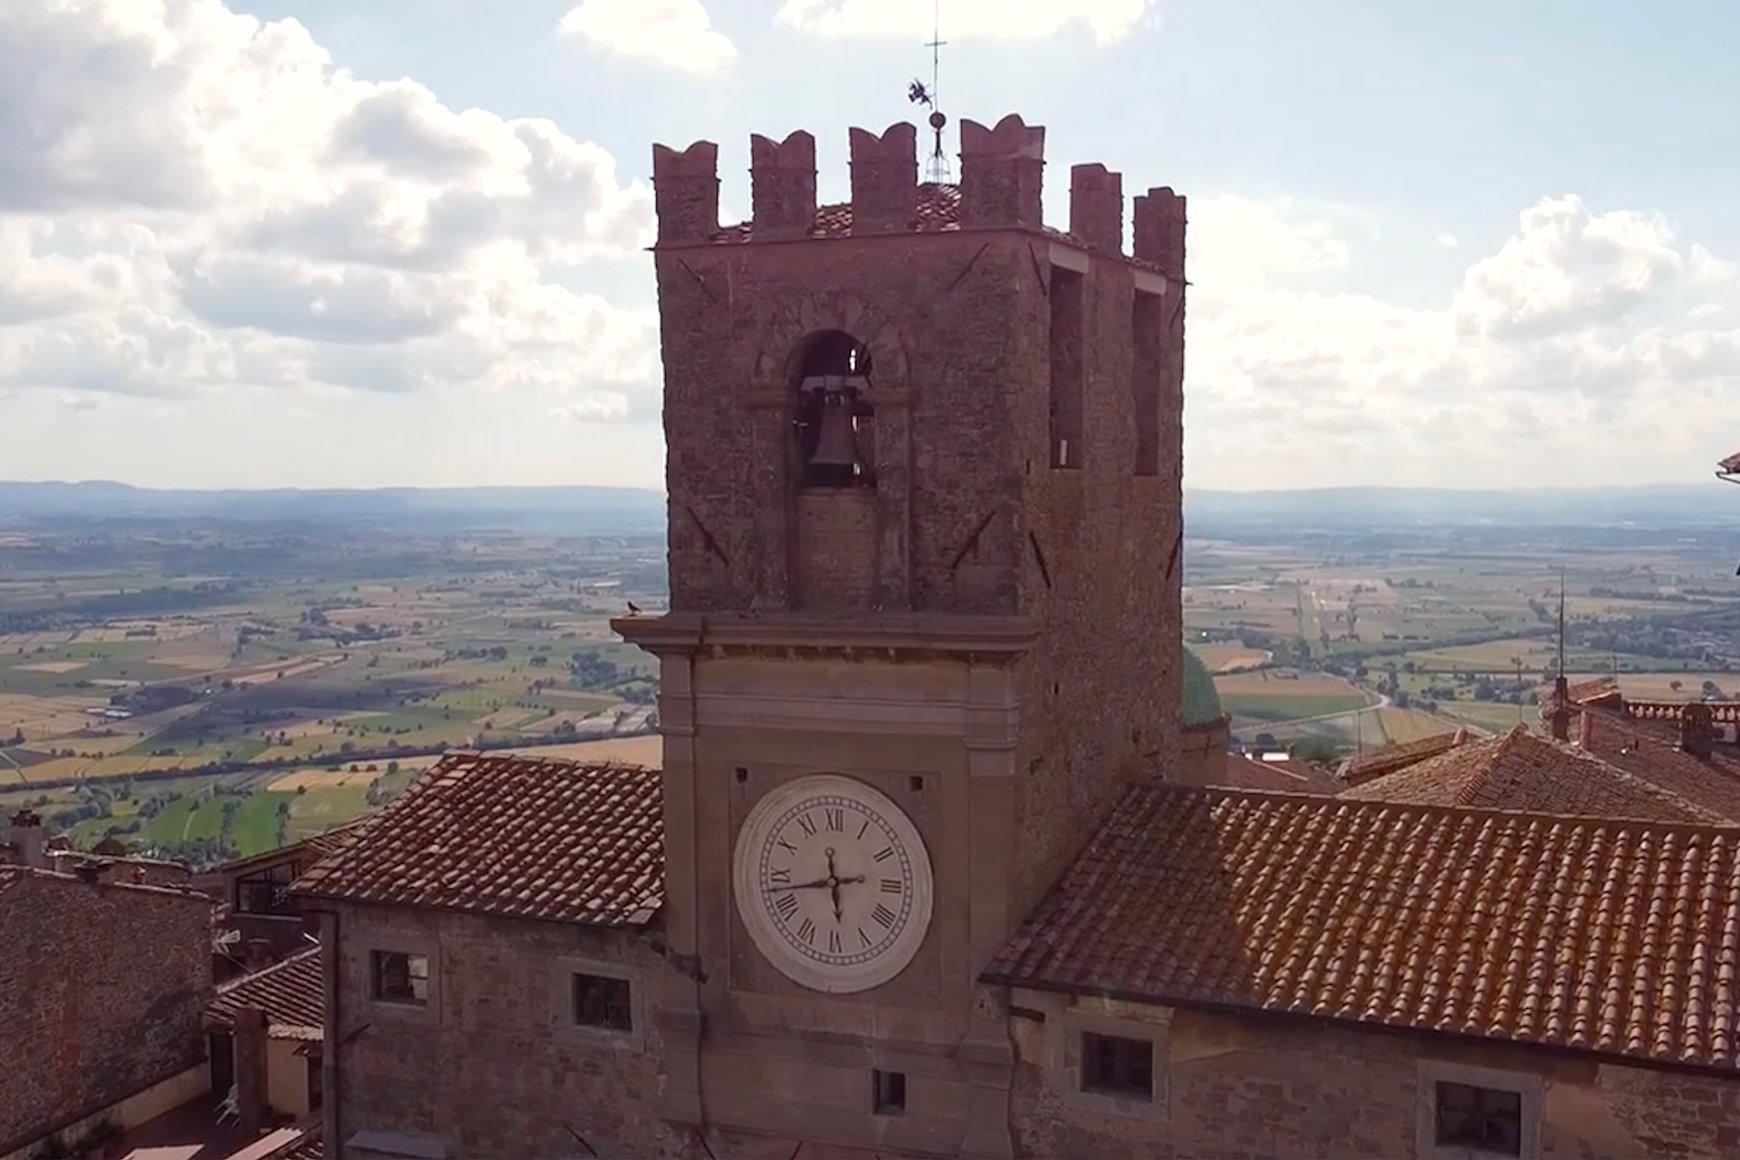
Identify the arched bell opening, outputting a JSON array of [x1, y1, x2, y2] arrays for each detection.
[[790, 330, 876, 490]]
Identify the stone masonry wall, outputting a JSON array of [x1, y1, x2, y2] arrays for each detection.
[[1006, 991, 1740, 1159], [329, 902, 689, 1160], [0, 872, 213, 1154]]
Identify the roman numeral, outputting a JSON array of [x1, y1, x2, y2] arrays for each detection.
[[872, 903, 896, 928], [880, 878, 901, 894], [776, 838, 797, 855], [859, 927, 872, 948], [797, 814, 817, 837], [873, 846, 894, 863], [824, 807, 844, 832], [856, 820, 869, 840], [798, 917, 816, 944], [770, 867, 791, 886], [827, 930, 842, 954], [774, 893, 799, 920]]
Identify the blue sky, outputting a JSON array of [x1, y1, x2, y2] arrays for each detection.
[[0, 0, 1735, 491]]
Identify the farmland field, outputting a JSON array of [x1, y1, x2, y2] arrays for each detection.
[[0, 517, 667, 865]]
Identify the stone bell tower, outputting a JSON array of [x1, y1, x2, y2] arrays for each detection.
[[616, 114, 1186, 1157]]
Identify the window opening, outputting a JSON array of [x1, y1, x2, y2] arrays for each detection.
[[371, 951, 428, 1005], [1434, 1081, 1522, 1156], [1080, 1032, 1152, 1101], [872, 1068, 907, 1114], [573, 972, 634, 1032]]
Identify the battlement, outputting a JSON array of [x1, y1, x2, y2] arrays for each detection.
[[650, 113, 1186, 265]]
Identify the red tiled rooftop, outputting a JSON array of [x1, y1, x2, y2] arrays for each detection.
[[984, 784, 1740, 1072], [207, 945, 324, 1037], [1576, 710, 1740, 823], [707, 183, 1168, 271], [1340, 725, 1726, 823], [294, 753, 663, 926], [1340, 729, 1472, 785], [1215, 753, 1339, 795]]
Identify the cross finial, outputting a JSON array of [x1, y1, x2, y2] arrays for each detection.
[[905, 0, 952, 183]]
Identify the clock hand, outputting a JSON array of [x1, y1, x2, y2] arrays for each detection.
[[770, 877, 832, 892]]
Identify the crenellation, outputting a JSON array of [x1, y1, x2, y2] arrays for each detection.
[[1132, 185, 1187, 274], [1068, 163, 1124, 254], [959, 113, 1046, 230], [651, 139, 720, 245], [847, 122, 919, 233], [749, 130, 816, 238]]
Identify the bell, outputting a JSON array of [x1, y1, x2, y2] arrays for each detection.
[[809, 394, 860, 470]]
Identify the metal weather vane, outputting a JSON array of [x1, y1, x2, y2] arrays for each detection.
[[907, 0, 951, 183]]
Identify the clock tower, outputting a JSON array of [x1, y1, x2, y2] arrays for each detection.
[[615, 115, 1186, 1157]]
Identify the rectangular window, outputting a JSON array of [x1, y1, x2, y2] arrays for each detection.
[[1080, 1032, 1153, 1101], [1131, 289, 1163, 476], [371, 951, 428, 1006], [1435, 1081, 1522, 1156], [1048, 266, 1085, 469], [573, 972, 633, 1032], [234, 861, 300, 915], [872, 1069, 906, 1115]]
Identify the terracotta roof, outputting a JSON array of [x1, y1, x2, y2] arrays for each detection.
[[984, 784, 1740, 1072], [1215, 753, 1339, 795], [1340, 729, 1472, 786], [1625, 699, 1740, 726], [1340, 725, 1727, 823], [1576, 711, 1740, 823], [708, 184, 1167, 271], [207, 946, 324, 1037], [294, 753, 663, 926]]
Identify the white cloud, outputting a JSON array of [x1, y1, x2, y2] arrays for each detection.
[[559, 0, 736, 73], [0, 0, 656, 418], [1437, 233, 1459, 249], [778, 0, 1154, 44], [1185, 194, 1740, 489]]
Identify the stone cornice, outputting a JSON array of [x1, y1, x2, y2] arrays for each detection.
[[612, 611, 1041, 664]]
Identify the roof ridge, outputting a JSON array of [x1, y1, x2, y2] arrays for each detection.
[[216, 943, 320, 996], [1151, 780, 1740, 836]]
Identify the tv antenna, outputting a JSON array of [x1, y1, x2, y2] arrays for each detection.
[[906, 0, 951, 183]]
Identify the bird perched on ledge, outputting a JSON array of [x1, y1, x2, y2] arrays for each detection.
[[626, 601, 643, 615]]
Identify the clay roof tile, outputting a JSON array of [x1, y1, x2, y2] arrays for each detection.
[[293, 753, 663, 926], [983, 785, 1740, 1072]]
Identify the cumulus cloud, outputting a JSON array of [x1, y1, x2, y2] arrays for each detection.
[[0, 0, 656, 416], [1185, 194, 1740, 488], [559, 0, 736, 73], [777, 0, 1155, 44]]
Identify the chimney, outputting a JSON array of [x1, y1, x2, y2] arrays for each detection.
[[1578, 707, 1595, 750], [8, 809, 45, 869], [234, 1006, 269, 1137], [1549, 676, 1570, 742], [1451, 726, 1469, 746], [1681, 704, 1715, 760], [73, 861, 103, 884]]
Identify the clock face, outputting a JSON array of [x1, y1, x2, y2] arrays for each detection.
[[732, 774, 934, 994]]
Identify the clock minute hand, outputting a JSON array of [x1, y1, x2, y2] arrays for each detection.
[[771, 876, 833, 892]]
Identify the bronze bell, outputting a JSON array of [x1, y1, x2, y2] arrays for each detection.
[[809, 392, 860, 470]]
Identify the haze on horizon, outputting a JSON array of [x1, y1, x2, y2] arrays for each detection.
[[0, 0, 1734, 494]]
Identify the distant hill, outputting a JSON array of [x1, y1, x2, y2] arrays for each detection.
[[0, 481, 666, 535], [1, 480, 1734, 535], [1186, 484, 1740, 532]]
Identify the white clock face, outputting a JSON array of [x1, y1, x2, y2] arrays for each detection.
[[732, 774, 934, 994]]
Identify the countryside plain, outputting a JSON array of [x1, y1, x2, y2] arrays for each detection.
[[3, 483, 1737, 864]]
